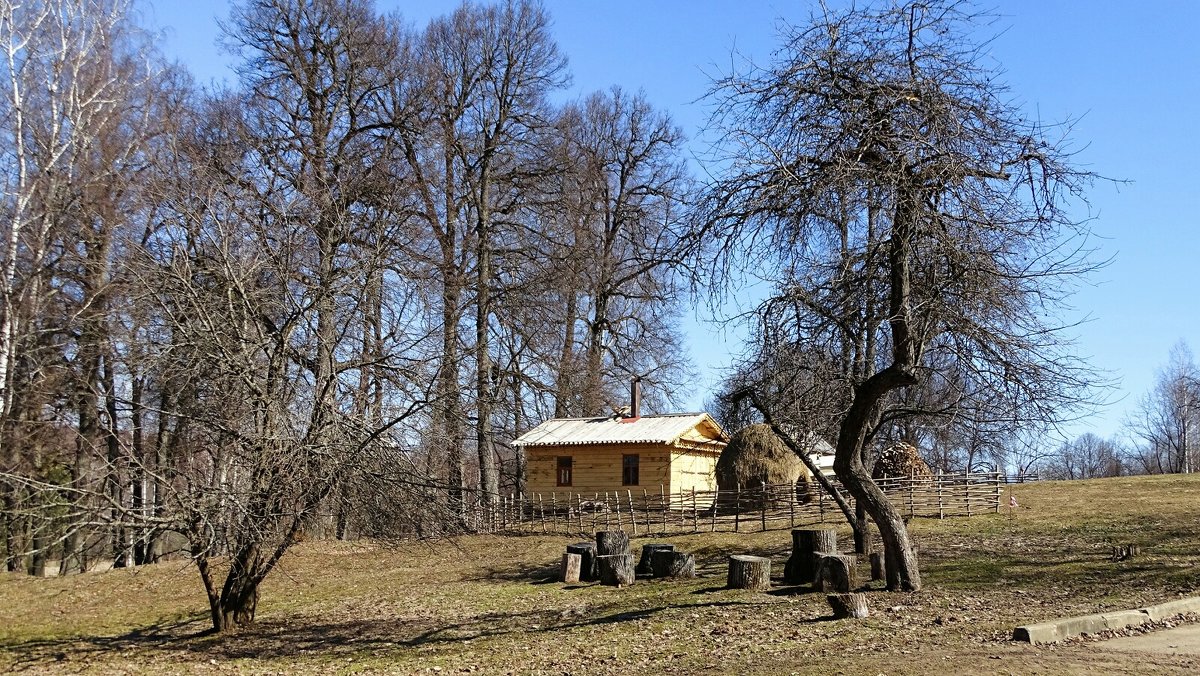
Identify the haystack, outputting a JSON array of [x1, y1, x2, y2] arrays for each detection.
[[872, 441, 932, 480], [715, 424, 810, 506]]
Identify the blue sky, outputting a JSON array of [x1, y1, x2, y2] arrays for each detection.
[[140, 1, 1200, 441]]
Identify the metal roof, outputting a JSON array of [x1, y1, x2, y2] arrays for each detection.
[[511, 412, 728, 448]]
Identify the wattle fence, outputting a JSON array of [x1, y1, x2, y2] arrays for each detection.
[[460, 471, 1014, 536]]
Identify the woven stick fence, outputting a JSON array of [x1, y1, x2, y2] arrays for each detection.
[[459, 471, 1004, 537]]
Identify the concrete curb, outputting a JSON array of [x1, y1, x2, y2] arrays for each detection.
[[1014, 596, 1200, 644]]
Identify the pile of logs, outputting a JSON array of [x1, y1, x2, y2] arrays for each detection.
[[559, 535, 696, 585], [555, 526, 872, 620]]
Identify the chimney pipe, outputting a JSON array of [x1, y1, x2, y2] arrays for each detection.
[[629, 377, 642, 420]]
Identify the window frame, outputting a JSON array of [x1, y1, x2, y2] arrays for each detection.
[[556, 456, 573, 487], [622, 453, 640, 486]]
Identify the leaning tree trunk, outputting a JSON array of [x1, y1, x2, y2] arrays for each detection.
[[202, 543, 263, 633], [834, 365, 922, 591]]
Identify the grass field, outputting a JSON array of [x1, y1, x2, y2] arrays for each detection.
[[4, 474, 1200, 674]]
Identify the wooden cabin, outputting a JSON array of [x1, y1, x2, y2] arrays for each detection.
[[512, 410, 729, 504]]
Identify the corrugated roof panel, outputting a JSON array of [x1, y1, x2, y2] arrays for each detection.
[[512, 412, 727, 447]]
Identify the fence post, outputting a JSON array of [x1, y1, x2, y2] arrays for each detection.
[[592, 492, 599, 533], [691, 488, 698, 532], [577, 493, 585, 535], [937, 471, 944, 520], [711, 487, 718, 532], [908, 470, 916, 519], [627, 489, 636, 535], [819, 485, 825, 522], [994, 471, 1002, 513], [789, 482, 796, 527], [734, 483, 741, 533], [538, 493, 547, 534], [642, 489, 650, 535], [760, 484, 768, 531], [604, 492, 612, 530], [660, 484, 668, 535], [965, 472, 972, 517]]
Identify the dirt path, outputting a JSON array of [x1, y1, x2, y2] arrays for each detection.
[[1100, 625, 1200, 656]]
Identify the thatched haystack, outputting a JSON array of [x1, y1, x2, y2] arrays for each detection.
[[715, 424, 810, 508], [872, 441, 932, 480]]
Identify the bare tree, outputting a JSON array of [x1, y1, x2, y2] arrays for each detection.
[[0, 0, 173, 574], [1126, 341, 1200, 474], [549, 88, 692, 417], [119, 0, 435, 632], [694, 1, 1099, 590], [1043, 432, 1124, 480]]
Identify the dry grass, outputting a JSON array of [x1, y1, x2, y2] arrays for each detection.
[[3, 474, 1200, 674]]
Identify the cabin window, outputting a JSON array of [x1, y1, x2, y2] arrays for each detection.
[[622, 454, 639, 486], [557, 456, 573, 487]]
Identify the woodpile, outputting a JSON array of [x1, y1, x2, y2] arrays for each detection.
[[872, 441, 932, 480]]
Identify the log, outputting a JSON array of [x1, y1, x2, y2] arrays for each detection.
[[726, 555, 771, 591], [813, 553, 857, 593], [784, 528, 837, 585], [596, 531, 635, 587], [636, 543, 674, 576], [560, 552, 582, 583], [869, 552, 886, 582], [566, 542, 598, 582], [827, 593, 870, 619], [651, 550, 696, 579]]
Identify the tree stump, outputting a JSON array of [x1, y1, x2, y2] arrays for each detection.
[[726, 555, 771, 591], [784, 528, 837, 585], [567, 542, 598, 582], [869, 552, 886, 582], [827, 593, 870, 619], [636, 543, 674, 576], [1111, 544, 1141, 561], [560, 552, 582, 583], [651, 550, 696, 579], [813, 553, 857, 593], [596, 531, 635, 587]]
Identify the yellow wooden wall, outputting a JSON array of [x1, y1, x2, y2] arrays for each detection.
[[668, 448, 719, 494], [524, 442, 720, 498]]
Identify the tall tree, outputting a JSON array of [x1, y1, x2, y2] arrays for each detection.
[[1127, 341, 1200, 474], [695, 0, 1098, 591], [402, 0, 567, 506]]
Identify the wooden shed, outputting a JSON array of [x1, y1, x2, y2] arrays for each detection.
[[512, 411, 729, 503]]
